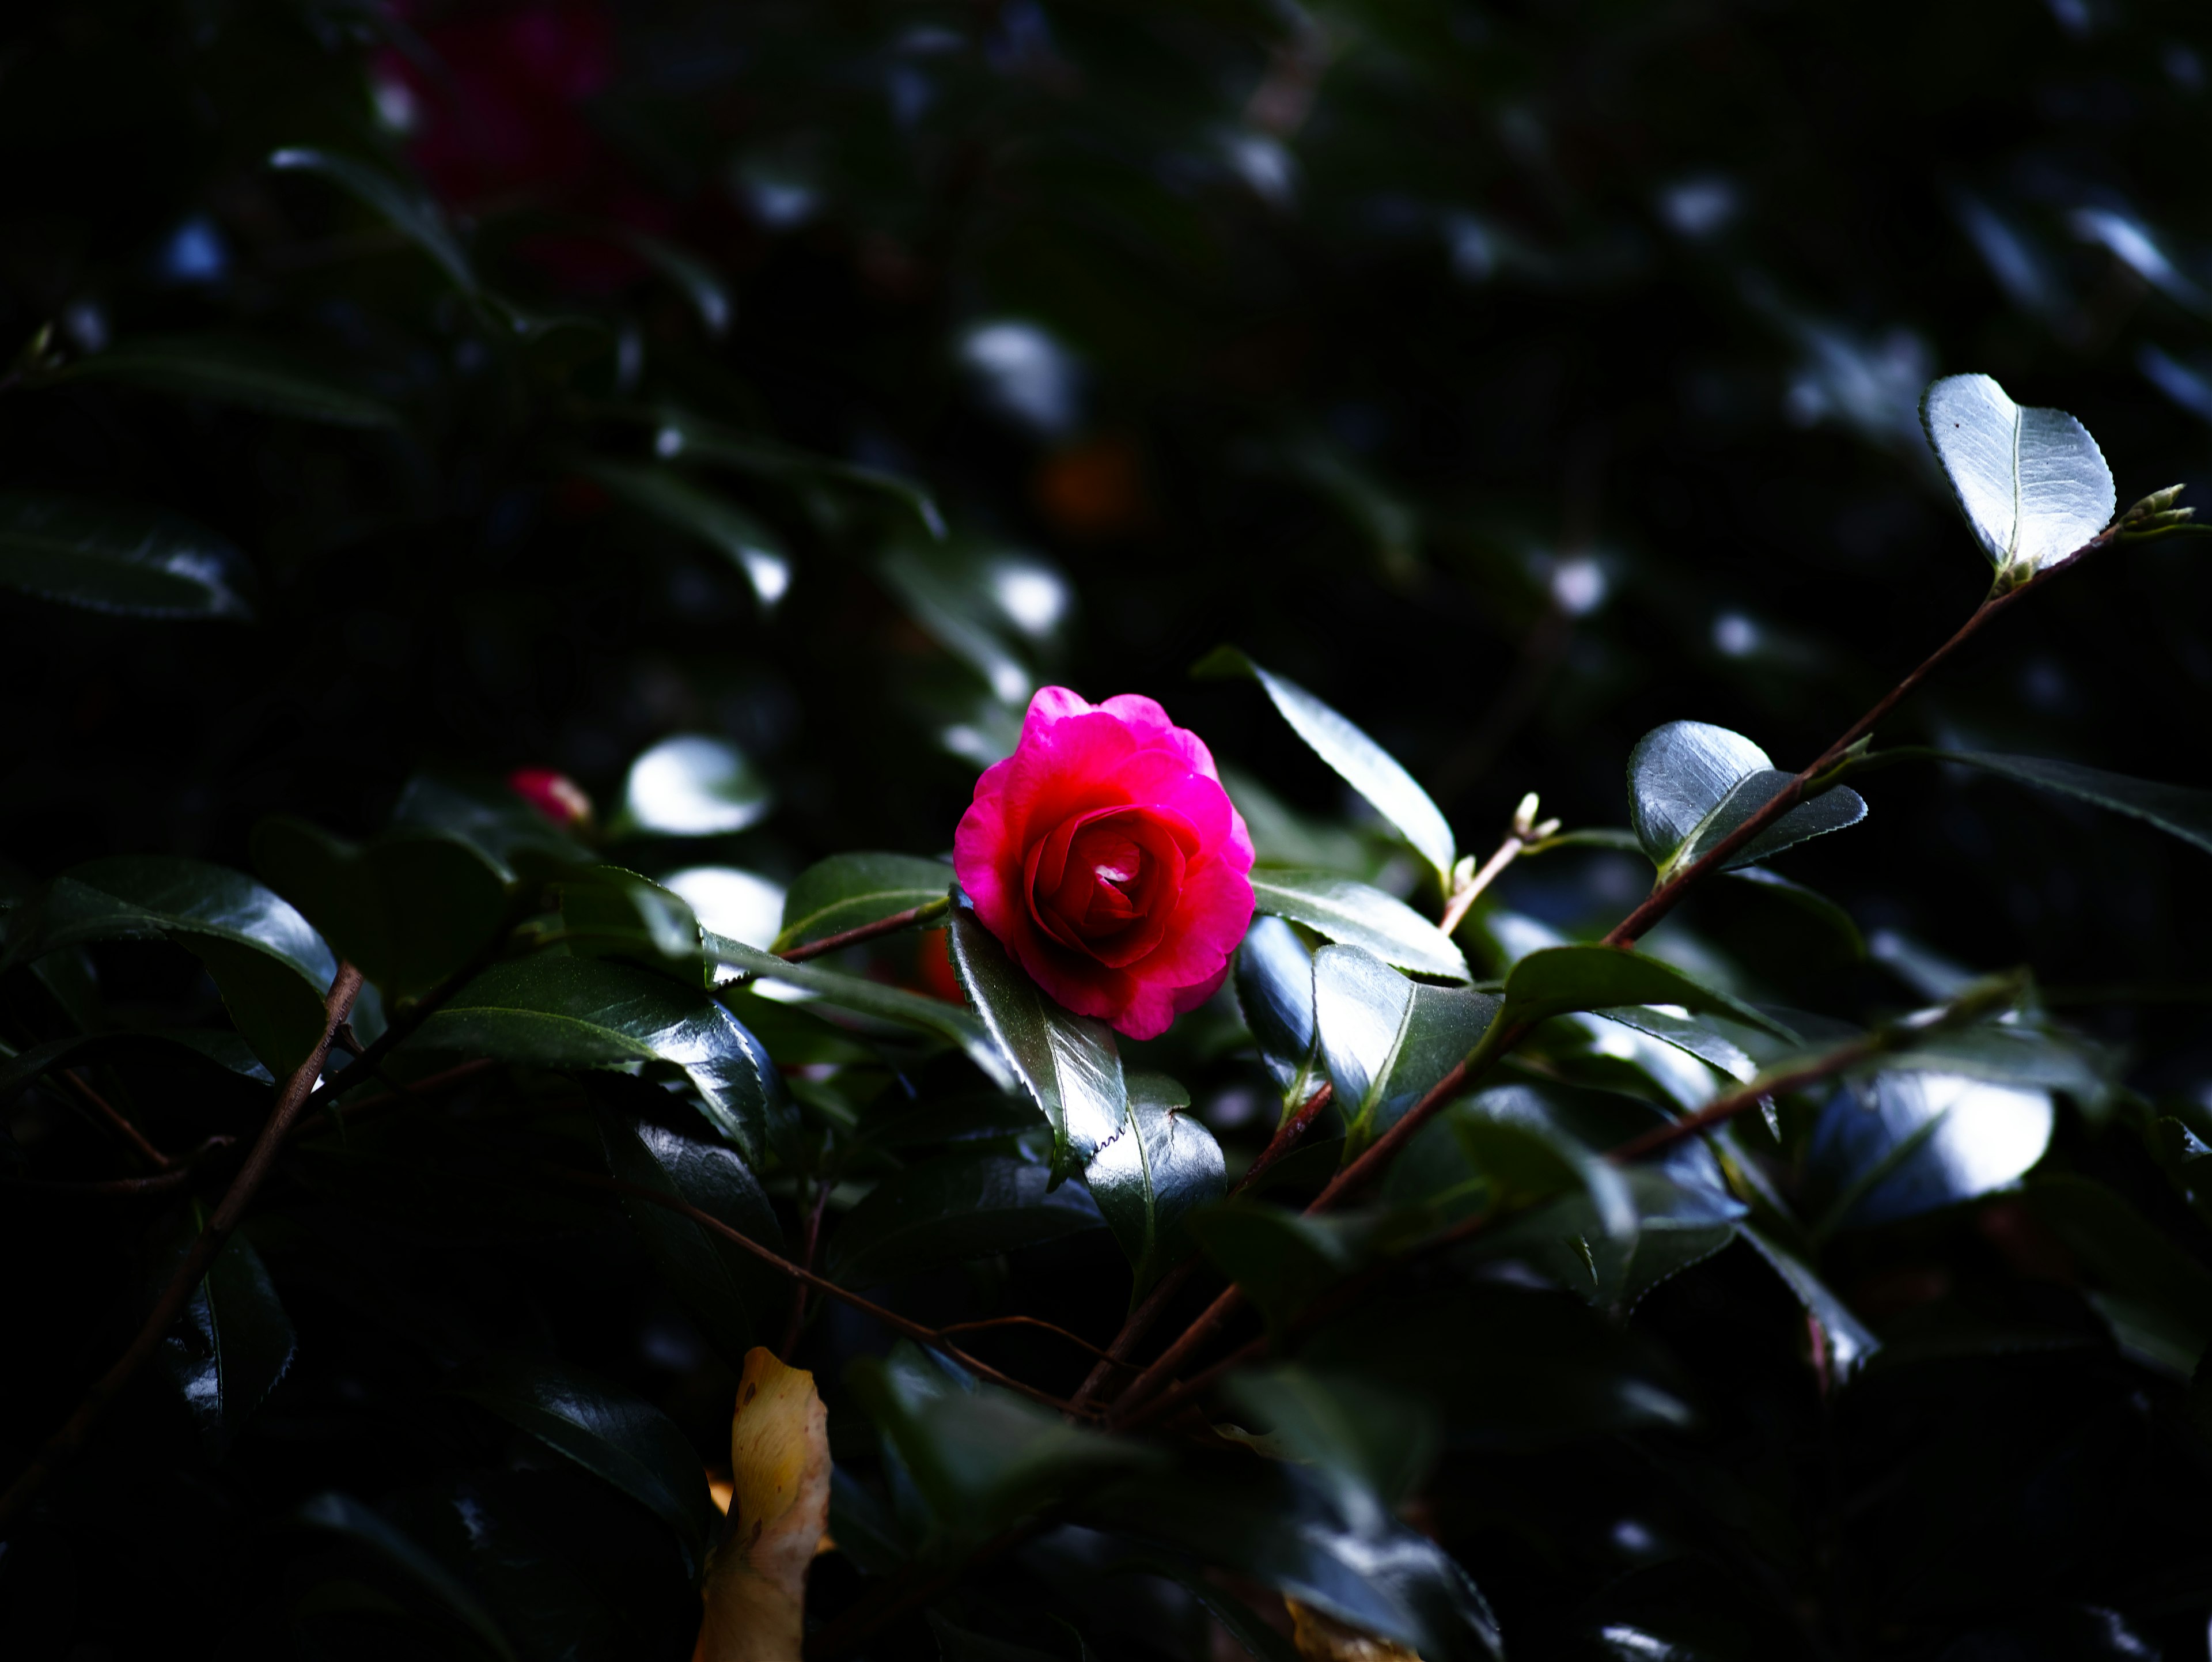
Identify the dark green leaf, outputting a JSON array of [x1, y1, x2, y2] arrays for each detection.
[[880, 543, 1040, 705], [1086, 1072, 1225, 1300], [411, 956, 789, 1160], [1195, 649, 1456, 882], [1224, 1365, 1439, 1516], [268, 147, 476, 290], [52, 335, 399, 427], [944, 904, 1125, 1182], [1877, 748, 2212, 858], [1739, 1226, 1881, 1377], [1234, 915, 1324, 1107], [446, 1356, 715, 1581], [154, 1209, 296, 1457], [2028, 1174, 2212, 1375], [0, 492, 253, 620], [581, 460, 790, 611], [1626, 721, 1864, 876], [558, 865, 704, 984], [296, 1492, 517, 1660], [1498, 944, 1797, 1043], [1186, 1204, 1368, 1328], [1312, 945, 1498, 1157], [654, 406, 946, 541], [1590, 1004, 1758, 1082], [616, 735, 772, 838], [774, 853, 953, 953], [1248, 869, 1468, 980], [0, 1029, 273, 1106], [252, 817, 509, 1002], [1726, 866, 1866, 960], [387, 774, 594, 881], [825, 1149, 1103, 1288], [1804, 1070, 2053, 1233], [599, 1112, 786, 1368]]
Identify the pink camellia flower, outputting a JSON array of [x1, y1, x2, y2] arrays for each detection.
[[955, 688, 1255, 1040]]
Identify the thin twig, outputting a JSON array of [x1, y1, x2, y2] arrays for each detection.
[[286, 1058, 499, 1143], [0, 1135, 235, 1199], [779, 1175, 834, 1357], [776, 900, 950, 964], [0, 963, 365, 1536], [937, 1315, 1127, 1365], [60, 1072, 171, 1171], [1439, 830, 1530, 938]]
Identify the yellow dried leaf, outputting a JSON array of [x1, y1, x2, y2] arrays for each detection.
[[694, 1347, 832, 1662], [1286, 1599, 1424, 1662]]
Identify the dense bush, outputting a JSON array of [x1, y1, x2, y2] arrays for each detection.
[[5, 3, 2212, 1659]]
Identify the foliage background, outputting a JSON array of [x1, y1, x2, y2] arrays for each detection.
[[5, 0, 2212, 1657]]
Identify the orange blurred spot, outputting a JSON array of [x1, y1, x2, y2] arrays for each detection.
[[1033, 434, 1149, 539]]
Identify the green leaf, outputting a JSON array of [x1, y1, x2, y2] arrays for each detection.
[[880, 543, 1044, 706], [1626, 721, 1865, 877], [252, 817, 510, 1002], [1222, 1365, 1440, 1517], [0, 1029, 274, 1106], [1877, 748, 2212, 858], [557, 865, 704, 984], [1498, 944, 1798, 1044], [1248, 869, 1468, 980], [3, 855, 336, 1073], [1804, 1070, 2053, 1233], [1920, 372, 2113, 574], [446, 1356, 716, 1581], [296, 1493, 516, 1660], [1185, 1203, 1368, 1328], [825, 1149, 1103, 1287], [387, 774, 594, 881], [581, 460, 790, 611], [616, 735, 772, 838], [774, 853, 953, 953], [268, 147, 476, 291], [0, 492, 253, 620], [154, 1210, 296, 1457], [1726, 867, 1866, 960], [1195, 649, 1455, 881], [599, 1112, 786, 1368], [709, 933, 1010, 1088], [1086, 1072, 1226, 1300], [944, 905, 1126, 1183], [1590, 1004, 1758, 1082], [52, 335, 399, 427], [1739, 1226, 1880, 1376], [1233, 915, 1325, 1108], [410, 956, 790, 1161], [1446, 1088, 1637, 1240], [652, 406, 946, 542], [2028, 1174, 2212, 1375], [1312, 945, 1499, 1157]]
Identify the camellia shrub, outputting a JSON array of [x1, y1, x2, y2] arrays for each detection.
[[7, 5, 2212, 1661]]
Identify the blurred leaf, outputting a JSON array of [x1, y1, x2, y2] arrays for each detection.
[[268, 146, 476, 290], [4, 855, 336, 1073], [1249, 870, 1468, 981], [52, 334, 399, 427], [1187, 1204, 1369, 1328], [1196, 649, 1455, 883], [154, 1208, 296, 1457], [1111, 1557, 1301, 1662], [411, 956, 789, 1161], [825, 1149, 1103, 1288], [1873, 748, 2212, 858], [945, 904, 1124, 1183], [558, 865, 704, 984], [448, 1356, 715, 1581], [600, 1112, 786, 1368], [1920, 372, 2113, 574], [1235, 915, 1325, 1107], [1312, 945, 1498, 1157], [773, 853, 952, 953], [618, 229, 733, 337], [1448, 1089, 1637, 1240], [654, 407, 946, 541], [582, 460, 790, 612], [1726, 868, 1866, 960], [618, 735, 772, 838], [1223, 1365, 1438, 1517], [699, 1350, 831, 1661], [252, 817, 509, 1002], [0, 491, 253, 620], [1086, 1072, 1225, 1300], [1498, 944, 1796, 1043], [880, 543, 1037, 706], [387, 773, 594, 881], [1804, 1070, 2053, 1233], [2028, 1174, 2212, 1375], [296, 1492, 517, 1660], [1627, 721, 1865, 877]]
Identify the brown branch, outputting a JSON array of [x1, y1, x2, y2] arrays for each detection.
[[937, 1315, 1127, 1365], [60, 1071, 172, 1171], [775, 900, 950, 964], [0, 962, 366, 1536], [0, 1135, 235, 1199], [779, 1175, 835, 1357]]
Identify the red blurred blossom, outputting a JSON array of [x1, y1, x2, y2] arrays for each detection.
[[954, 688, 1255, 1040], [509, 765, 593, 828]]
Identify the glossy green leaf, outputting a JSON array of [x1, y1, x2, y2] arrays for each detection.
[[773, 853, 953, 953], [1447, 1088, 1637, 1240], [53, 335, 399, 427], [447, 1356, 715, 1580], [1627, 721, 1865, 876], [1248, 869, 1468, 980], [709, 933, 1010, 1088], [387, 774, 594, 881], [944, 904, 1125, 1182], [1312, 945, 1498, 1157], [582, 460, 790, 611], [1590, 1005, 1758, 1082], [1499, 944, 1797, 1043], [557, 865, 704, 983], [252, 817, 510, 1002], [1920, 372, 2113, 574], [0, 492, 253, 620], [268, 147, 476, 291], [1233, 915, 1325, 1107], [1804, 1070, 2053, 1233], [4, 855, 336, 1073], [1196, 648, 1455, 881], [411, 955, 790, 1161], [1186, 1203, 1368, 1328], [599, 1112, 786, 1366], [1086, 1072, 1225, 1300], [1740, 1226, 1880, 1376], [154, 1209, 296, 1457], [825, 1149, 1103, 1287], [616, 735, 772, 838], [296, 1492, 516, 1661], [1879, 748, 2212, 858]]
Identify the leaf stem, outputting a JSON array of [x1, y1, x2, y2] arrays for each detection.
[[777, 898, 952, 964], [0, 962, 366, 1537], [59, 1070, 172, 1170]]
